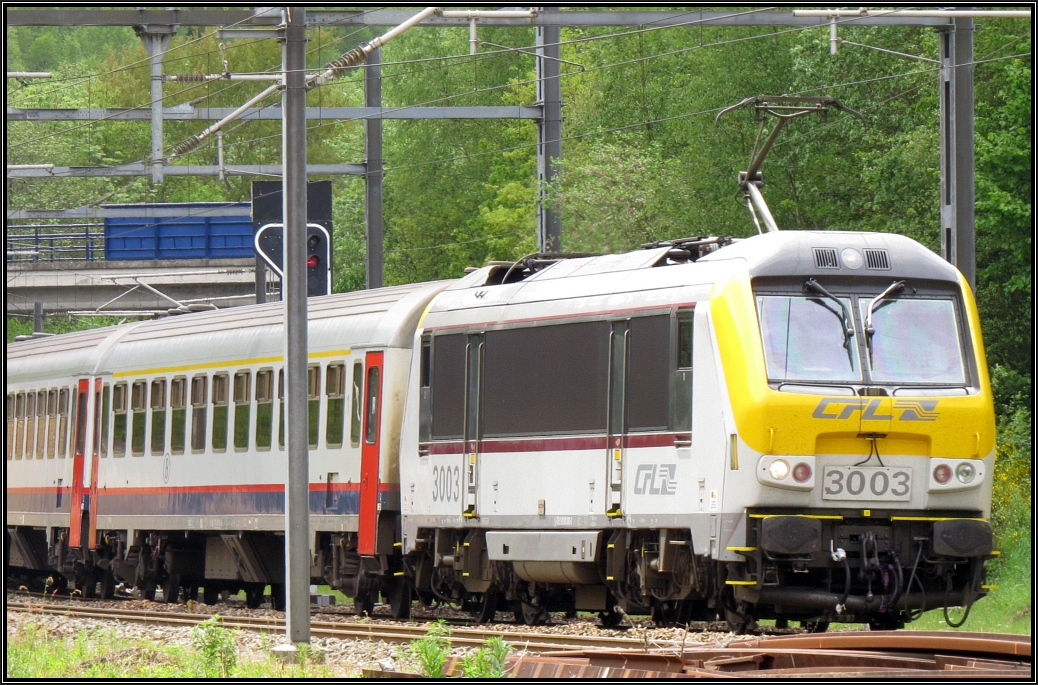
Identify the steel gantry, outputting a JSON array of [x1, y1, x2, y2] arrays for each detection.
[[8, 7, 1027, 289]]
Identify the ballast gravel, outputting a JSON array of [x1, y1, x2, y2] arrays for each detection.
[[7, 590, 758, 676]]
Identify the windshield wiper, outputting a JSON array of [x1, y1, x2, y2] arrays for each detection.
[[864, 280, 906, 363], [803, 279, 854, 359]]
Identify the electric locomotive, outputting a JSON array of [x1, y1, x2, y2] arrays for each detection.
[[6, 231, 996, 631]]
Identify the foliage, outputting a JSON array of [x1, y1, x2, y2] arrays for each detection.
[[458, 636, 512, 679], [409, 620, 452, 678], [190, 615, 237, 678], [6, 314, 142, 344]]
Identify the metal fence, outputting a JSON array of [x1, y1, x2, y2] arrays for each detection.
[[6, 223, 105, 262]]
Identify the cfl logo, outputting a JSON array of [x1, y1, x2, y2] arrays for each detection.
[[633, 464, 677, 495]]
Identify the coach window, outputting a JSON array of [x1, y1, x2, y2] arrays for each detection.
[[307, 365, 320, 449], [5, 394, 15, 460], [277, 369, 285, 449], [46, 390, 58, 458], [255, 369, 273, 450], [233, 371, 251, 451], [672, 310, 694, 432], [150, 379, 167, 455], [350, 362, 363, 447], [130, 380, 147, 456], [365, 366, 380, 445], [58, 388, 70, 459], [24, 392, 37, 459], [482, 322, 610, 437], [212, 373, 229, 452], [430, 334, 466, 440], [99, 385, 110, 458], [111, 383, 127, 457], [190, 376, 207, 452], [326, 363, 345, 449], [170, 378, 186, 455], [36, 390, 48, 458], [15, 393, 26, 459]]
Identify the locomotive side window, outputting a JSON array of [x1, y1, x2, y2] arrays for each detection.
[[627, 315, 671, 432], [365, 366, 380, 445], [131, 380, 147, 456], [419, 337, 432, 442], [483, 321, 610, 437], [350, 362, 363, 447], [255, 369, 274, 450], [325, 363, 345, 449], [57, 388, 69, 458], [151, 379, 167, 455], [190, 376, 207, 452], [5, 394, 13, 460], [233, 371, 251, 451], [36, 390, 47, 458], [431, 334, 466, 440], [24, 392, 36, 459], [672, 310, 694, 432], [47, 390, 58, 458], [308, 365, 320, 449], [212, 373, 229, 452], [112, 384, 127, 457], [170, 378, 186, 455]]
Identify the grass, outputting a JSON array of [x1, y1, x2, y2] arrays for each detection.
[[6, 618, 339, 678]]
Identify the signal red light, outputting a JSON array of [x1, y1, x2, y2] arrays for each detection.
[[933, 464, 952, 484], [307, 255, 319, 268], [793, 462, 812, 483]]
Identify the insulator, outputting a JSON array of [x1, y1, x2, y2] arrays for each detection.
[[170, 135, 203, 159], [166, 74, 208, 82]]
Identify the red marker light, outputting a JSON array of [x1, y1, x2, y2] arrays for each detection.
[[307, 255, 320, 268], [793, 462, 812, 483], [933, 464, 952, 484]]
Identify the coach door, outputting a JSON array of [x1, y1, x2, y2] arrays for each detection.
[[358, 351, 384, 556], [606, 321, 628, 515], [461, 334, 484, 517], [68, 378, 91, 547], [88, 379, 106, 547]]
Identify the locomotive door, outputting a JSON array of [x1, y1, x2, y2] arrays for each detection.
[[462, 334, 483, 517], [358, 351, 384, 556], [68, 378, 91, 547], [606, 322, 629, 515]]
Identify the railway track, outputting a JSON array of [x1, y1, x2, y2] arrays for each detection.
[[9, 600, 1030, 677], [5, 601, 657, 652]]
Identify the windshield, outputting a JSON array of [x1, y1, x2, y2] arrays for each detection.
[[862, 298, 966, 384], [757, 296, 861, 382]]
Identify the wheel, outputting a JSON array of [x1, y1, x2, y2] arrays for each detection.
[[162, 574, 181, 604], [724, 606, 757, 634], [387, 579, 412, 620], [801, 619, 830, 633], [203, 584, 221, 606], [141, 577, 157, 602], [184, 581, 199, 603], [520, 601, 549, 626], [355, 591, 376, 617], [244, 584, 265, 609], [470, 592, 498, 624], [599, 607, 624, 628], [99, 569, 116, 599], [270, 583, 286, 611], [651, 601, 681, 627]]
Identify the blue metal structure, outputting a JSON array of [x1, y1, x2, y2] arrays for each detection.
[[103, 203, 252, 261]]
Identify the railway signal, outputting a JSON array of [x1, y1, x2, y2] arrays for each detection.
[[254, 222, 331, 297]]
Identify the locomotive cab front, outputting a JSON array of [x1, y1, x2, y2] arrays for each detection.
[[706, 231, 996, 630]]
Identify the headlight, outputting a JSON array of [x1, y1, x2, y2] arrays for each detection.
[[769, 459, 790, 480], [933, 464, 952, 484], [956, 462, 976, 484], [793, 462, 812, 483], [841, 248, 863, 269]]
